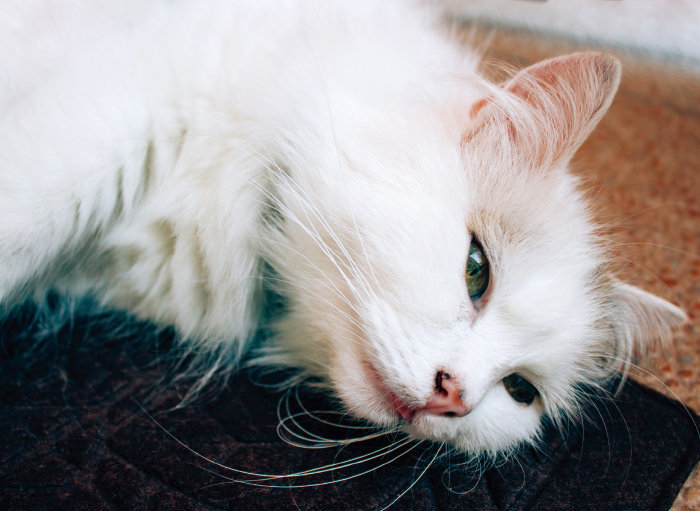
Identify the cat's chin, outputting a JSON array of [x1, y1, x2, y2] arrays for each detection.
[[330, 356, 544, 454]]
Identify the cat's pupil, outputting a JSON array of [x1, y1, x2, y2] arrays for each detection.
[[503, 374, 538, 405], [466, 240, 489, 300]]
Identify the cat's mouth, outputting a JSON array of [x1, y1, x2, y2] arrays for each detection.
[[360, 358, 419, 422], [388, 392, 416, 421]]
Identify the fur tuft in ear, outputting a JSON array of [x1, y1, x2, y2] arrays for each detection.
[[505, 52, 621, 169], [608, 280, 687, 362], [469, 52, 621, 172]]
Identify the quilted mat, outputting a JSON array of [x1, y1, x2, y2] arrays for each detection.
[[0, 305, 697, 510]]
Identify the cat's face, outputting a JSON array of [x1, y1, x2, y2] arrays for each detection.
[[263, 52, 685, 455], [325, 172, 607, 455]]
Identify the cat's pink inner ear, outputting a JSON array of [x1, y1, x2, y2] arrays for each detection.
[[501, 52, 621, 170], [468, 98, 490, 120]]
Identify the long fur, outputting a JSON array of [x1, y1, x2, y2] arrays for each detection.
[[0, 0, 685, 457]]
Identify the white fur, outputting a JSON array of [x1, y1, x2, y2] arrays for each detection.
[[0, 0, 685, 456]]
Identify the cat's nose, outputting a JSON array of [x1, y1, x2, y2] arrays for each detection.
[[420, 370, 470, 417]]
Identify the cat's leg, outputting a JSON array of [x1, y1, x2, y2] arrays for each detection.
[[0, 75, 153, 305], [90, 136, 269, 360]]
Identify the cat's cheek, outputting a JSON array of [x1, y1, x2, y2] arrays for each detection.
[[332, 379, 402, 428], [326, 342, 403, 427]]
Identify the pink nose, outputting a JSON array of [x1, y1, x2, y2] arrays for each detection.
[[420, 371, 470, 417]]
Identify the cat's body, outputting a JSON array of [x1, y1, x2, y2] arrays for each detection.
[[0, 0, 685, 456]]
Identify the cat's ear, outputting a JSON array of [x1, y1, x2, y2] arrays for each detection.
[[506, 52, 621, 169], [470, 52, 621, 171], [608, 280, 686, 358]]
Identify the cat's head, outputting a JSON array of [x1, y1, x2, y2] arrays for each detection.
[[261, 52, 686, 456]]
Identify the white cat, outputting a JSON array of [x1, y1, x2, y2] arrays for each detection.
[[0, 0, 685, 456]]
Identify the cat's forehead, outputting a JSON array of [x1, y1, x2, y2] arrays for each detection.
[[463, 156, 599, 265], [466, 168, 604, 312]]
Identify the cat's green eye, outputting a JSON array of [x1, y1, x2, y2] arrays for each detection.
[[466, 239, 489, 300], [503, 374, 538, 405]]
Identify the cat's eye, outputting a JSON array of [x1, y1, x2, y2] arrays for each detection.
[[503, 374, 538, 405], [466, 239, 489, 300]]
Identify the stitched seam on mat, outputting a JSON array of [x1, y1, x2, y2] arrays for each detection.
[[95, 440, 223, 511]]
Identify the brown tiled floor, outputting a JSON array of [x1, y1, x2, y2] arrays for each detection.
[[465, 26, 700, 510]]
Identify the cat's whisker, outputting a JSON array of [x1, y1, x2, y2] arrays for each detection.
[[265, 202, 360, 303], [200, 436, 423, 488], [247, 168, 365, 306], [288, 385, 396, 435], [379, 442, 444, 511], [276, 389, 346, 448], [596, 355, 700, 439], [275, 437, 417, 479], [254, 330, 374, 379], [277, 412, 398, 442], [246, 148, 378, 307], [598, 202, 692, 226], [511, 453, 528, 494], [275, 387, 399, 448], [303, 29, 379, 303], [601, 239, 700, 261], [263, 171, 369, 301], [350, 213, 382, 300], [290, 199, 376, 309], [140, 399, 418, 487], [275, 394, 414, 470], [579, 391, 617, 468], [248, 234, 367, 331], [277, 168, 374, 290], [438, 445, 487, 496], [576, 388, 636, 485], [549, 363, 693, 485]]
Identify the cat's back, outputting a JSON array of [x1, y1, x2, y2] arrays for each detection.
[[1, 0, 471, 112]]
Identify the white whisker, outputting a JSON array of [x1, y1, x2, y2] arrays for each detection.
[[379, 443, 444, 511]]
